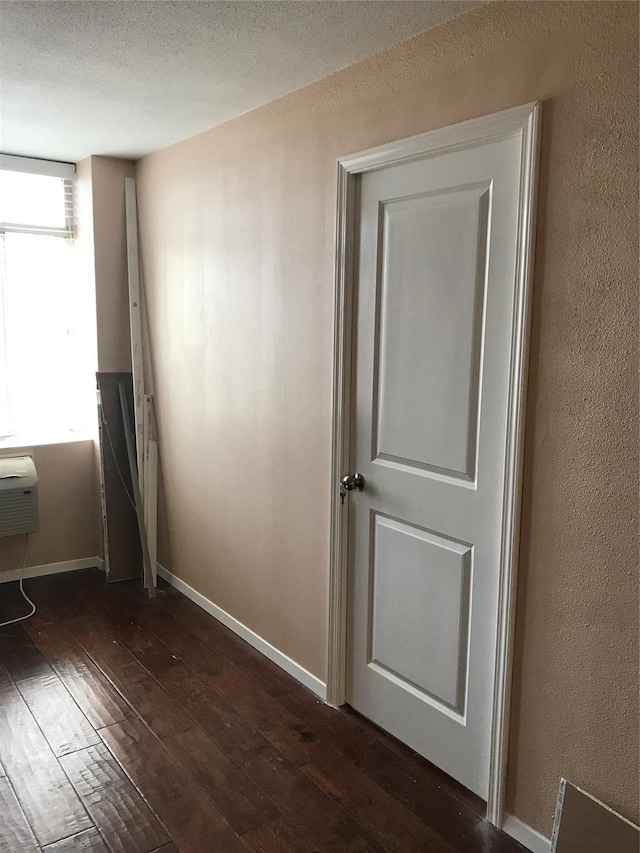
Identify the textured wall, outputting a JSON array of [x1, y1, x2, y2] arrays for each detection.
[[0, 441, 102, 571], [136, 1, 639, 836], [91, 155, 136, 373]]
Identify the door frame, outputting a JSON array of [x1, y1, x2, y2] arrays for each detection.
[[327, 101, 542, 827]]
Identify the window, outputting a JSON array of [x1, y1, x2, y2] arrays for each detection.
[[0, 156, 96, 444]]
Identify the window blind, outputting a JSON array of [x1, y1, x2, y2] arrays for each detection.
[[0, 164, 75, 238]]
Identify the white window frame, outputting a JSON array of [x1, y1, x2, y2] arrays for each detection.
[[0, 154, 97, 449]]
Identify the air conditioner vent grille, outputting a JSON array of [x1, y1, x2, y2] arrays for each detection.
[[0, 456, 39, 538]]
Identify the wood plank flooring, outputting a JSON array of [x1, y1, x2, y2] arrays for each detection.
[[0, 570, 527, 852]]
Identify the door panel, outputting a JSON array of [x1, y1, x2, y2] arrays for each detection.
[[369, 514, 472, 716], [346, 130, 524, 798], [374, 183, 490, 482]]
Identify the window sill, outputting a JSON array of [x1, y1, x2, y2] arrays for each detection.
[[0, 431, 97, 452]]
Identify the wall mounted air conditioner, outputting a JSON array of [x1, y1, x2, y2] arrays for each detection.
[[0, 456, 39, 538]]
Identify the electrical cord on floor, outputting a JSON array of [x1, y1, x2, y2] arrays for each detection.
[[0, 534, 36, 628]]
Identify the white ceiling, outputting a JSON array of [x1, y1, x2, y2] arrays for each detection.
[[0, 1, 480, 164]]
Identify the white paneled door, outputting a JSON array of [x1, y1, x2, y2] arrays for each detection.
[[342, 109, 539, 800]]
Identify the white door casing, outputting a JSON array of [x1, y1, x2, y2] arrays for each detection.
[[327, 102, 541, 825]]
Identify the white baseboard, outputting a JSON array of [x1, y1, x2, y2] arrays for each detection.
[[157, 564, 327, 700], [0, 556, 103, 585], [503, 815, 551, 853]]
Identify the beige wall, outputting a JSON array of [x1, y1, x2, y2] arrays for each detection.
[[136, 1, 639, 836], [0, 441, 102, 571], [91, 155, 136, 373]]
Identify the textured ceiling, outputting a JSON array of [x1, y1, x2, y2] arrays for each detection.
[[0, 1, 480, 163]]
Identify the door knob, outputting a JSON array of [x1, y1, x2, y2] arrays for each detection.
[[340, 473, 365, 492]]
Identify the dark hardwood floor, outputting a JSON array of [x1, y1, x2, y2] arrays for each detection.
[[0, 569, 526, 852]]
